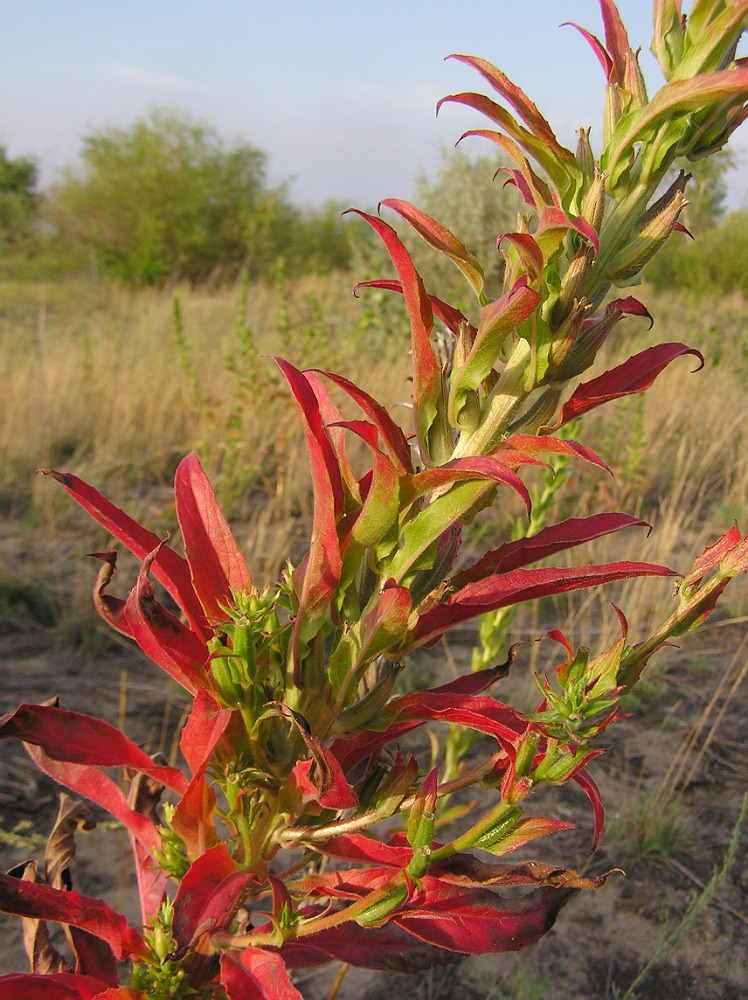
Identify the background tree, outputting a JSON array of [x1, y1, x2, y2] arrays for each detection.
[[678, 148, 735, 232], [0, 146, 38, 243], [49, 107, 299, 285]]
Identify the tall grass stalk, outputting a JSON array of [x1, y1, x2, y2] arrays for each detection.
[[617, 791, 748, 1000]]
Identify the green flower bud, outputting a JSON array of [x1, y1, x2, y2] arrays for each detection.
[[623, 48, 648, 110], [605, 173, 689, 284], [580, 172, 607, 234], [547, 299, 588, 380], [604, 83, 626, 147], [554, 247, 591, 324], [209, 653, 244, 707], [575, 127, 595, 193]]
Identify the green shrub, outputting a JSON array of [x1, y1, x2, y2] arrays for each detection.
[[0, 146, 38, 244], [46, 107, 354, 286], [646, 209, 748, 298]]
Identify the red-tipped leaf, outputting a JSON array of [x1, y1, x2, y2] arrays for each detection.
[[380, 198, 485, 300], [446, 54, 575, 168], [0, 973, 118, 1000], [220, 948, 302, 1000], [452, 513, 650, 587], [353, 280, 476, 341], [0, 875, 147, 962], [0, 704, 187, 794], [41, 470, 207, 636], [174, 453, 252, 622], [499, 433, 610, 473], [408, 561, 676, 648], [123, 545, 210, 695], [313, 369, 412, 474], [344, 210, 440, 458], [274, 359, 342, 666], [572, 768, 605, 851]]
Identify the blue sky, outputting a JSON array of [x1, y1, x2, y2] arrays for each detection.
[[1, 1, 746, 209]]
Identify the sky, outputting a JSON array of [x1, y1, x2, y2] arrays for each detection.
[[1, 1, 747, 211]]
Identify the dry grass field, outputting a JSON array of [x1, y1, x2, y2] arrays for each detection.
[[1, 272, 747, 998]]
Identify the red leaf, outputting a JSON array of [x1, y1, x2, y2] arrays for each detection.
[[89, 990, 143, 999], [89, 552, 131, 638], [547, 343, 704, 430], [452, 513, 650, 587], [287, 734, 358, 810], [681, 522, 742, 590], [383, 690, 528, 753], [331, 661, 516, 771], [20, 743, 160, 856], [127, 831, 167, 929], [313, 369, 413, 474], [290, 867, 598, 958], [0, 704, 187, 794], [607, 295, 653, 328], [537, 205, 599, 255], [393, 882, 576, 954], [497, 232, 544, 285], [563, 22, 614, 81], [42, 470, 207, 636], [274, 359, 342, 666], [573, 768, 605, 851], [313, 833, 414, 867], [278, 921, 456, 972], [462, 129, 555, 211], [409, 562, 675, 648], [66, 928, 118, 988], [123, 545, 210, 696], [344, 210, 440, 458], [304, 372, 361, 503], [171, 770, 219, 861], [172, 844, 262, 952], [180, 689, 233, 776], [500, 433, 610, 473], [353, 279, 475, 341], [437, 91, 572, 192], [220, 948, 302, 1000], [174, 453, 252, 622], [598, 0, 633, 82], [0, 973, 116, 1000], [333, 691, 527, 774], [288, 866, 400, 900], [403, 457, 532, 515], [0, 875, 147, 962]]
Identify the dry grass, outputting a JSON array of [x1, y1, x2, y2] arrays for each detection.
[[0, 270, 415, 628], [0, 272, 406, 497], [1, 274, 745, 626]]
